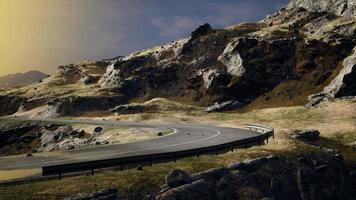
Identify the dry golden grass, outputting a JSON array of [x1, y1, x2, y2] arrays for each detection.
[[0, 169, 41, 181]]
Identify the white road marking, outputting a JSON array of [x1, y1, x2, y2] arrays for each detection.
[[0, 124, 222, 169]]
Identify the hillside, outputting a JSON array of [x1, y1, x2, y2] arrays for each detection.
[[0, 71, 48, 89], [0, 0, 355, 117]]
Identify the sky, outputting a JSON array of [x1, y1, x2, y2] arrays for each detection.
[[0, 0, 288, 76]]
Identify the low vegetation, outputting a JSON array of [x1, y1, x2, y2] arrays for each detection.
[[1, 98, 355, 199]]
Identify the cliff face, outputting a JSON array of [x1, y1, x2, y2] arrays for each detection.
[[0, 0, 355, 116]]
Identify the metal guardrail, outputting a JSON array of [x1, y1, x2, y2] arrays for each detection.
[[42, 124, 274, 179], [245, 123, 274, 136]]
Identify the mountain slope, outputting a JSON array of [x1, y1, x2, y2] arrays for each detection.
[[0, 71, 48, 89], [0, 0, 355, 117]]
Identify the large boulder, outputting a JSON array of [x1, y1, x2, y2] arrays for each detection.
[[79, 75, 99, 85], [307, 46, 356, 107], [64, 188, 119, 200], [190, 23, 213, 39], [229, 157, 268, 172], [41, 96, 126, 118], [165, 169, 193, 188], [155, 154, 356, 200], [205, 101, 243, 112], [289, 129, 320, 141], [0, 123, 39, 147], [156, 179, 214, 200], [218, 38, 246, 77], [110, 104, 145, 114], [0, 95, 26, 116]]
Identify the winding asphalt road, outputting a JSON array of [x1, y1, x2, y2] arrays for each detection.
[[0, 118, 259, 171]]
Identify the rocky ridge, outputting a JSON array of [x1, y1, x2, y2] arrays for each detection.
[[154, 154, 356, 200], [63, 153, 356, 200], [0, 0, 355, 116], [287, 0, 356, 17], [0, 123, 109, 155]]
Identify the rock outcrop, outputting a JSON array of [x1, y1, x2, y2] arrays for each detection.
[[41, 96, 126, 118], [165, 169, 193, 188], [190, 23, 213, 39], [155, 154, 356, 200], [287, 0, 356, 17], [0, 95, 26, 116], [110, 104, 146, 114], [289, 129, 320, 141], [205, 101, 243, 112], [64, 188, 119, 200], [308, 46, 356, 106], [0, 0, 355, 115]]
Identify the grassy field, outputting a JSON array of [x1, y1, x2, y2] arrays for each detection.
[[0, 98, 355, 199]]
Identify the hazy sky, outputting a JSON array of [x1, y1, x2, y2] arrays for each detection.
[[0, 0, 288, 76]]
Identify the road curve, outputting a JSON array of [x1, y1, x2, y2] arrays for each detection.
[[0, 118, 259, 170]]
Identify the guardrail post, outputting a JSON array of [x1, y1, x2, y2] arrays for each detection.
[[91, 168, 94, 176], [120, 164, 124, 171], [150, 158, 153, 167], [197, 151, 200, 158], [58, 172, 62, 180], [174, 153, 177, 162]]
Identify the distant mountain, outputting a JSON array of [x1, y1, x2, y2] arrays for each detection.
[[0, 71, 48, 88]]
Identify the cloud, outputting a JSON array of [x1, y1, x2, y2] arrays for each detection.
[[150, 16, 202, 38], [203, 1, 280, 27], [0, 0, 289, 76], [150, 0, 288, 40]]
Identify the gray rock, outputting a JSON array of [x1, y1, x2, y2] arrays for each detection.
[[156, 154, 356, 199], [79, 75, 99, 85], [64, 193, 91, 200], [42, 96, 126, 118], [307, 44, 356, 107], [190, 23, 213, 39], [192, 167, 230, 182], [289, 129, 320, 141], [229, 157, 268, 172], [110, 104, 145, 114], [266, 155, 280, 161], [156, 179, 213, 200], [26, 153, 33, 157], [205, 101, 243, 112], [165, 169, 193, 188], [90, 188, 118, 200], [64, 188, 119, 200], [0, 95, 26, 116], [287, 0, 356, 17], [218, 38, 246, 77], [94, 127, 103, 133]]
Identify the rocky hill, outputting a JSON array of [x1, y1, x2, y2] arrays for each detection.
[[0, 71, 47, 89], [287, 0, 356, 17], [64, 154, 356, 200], [0, 0, 355, 117]]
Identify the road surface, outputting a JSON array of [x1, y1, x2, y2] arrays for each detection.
[[0, 118, 259, 172]]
